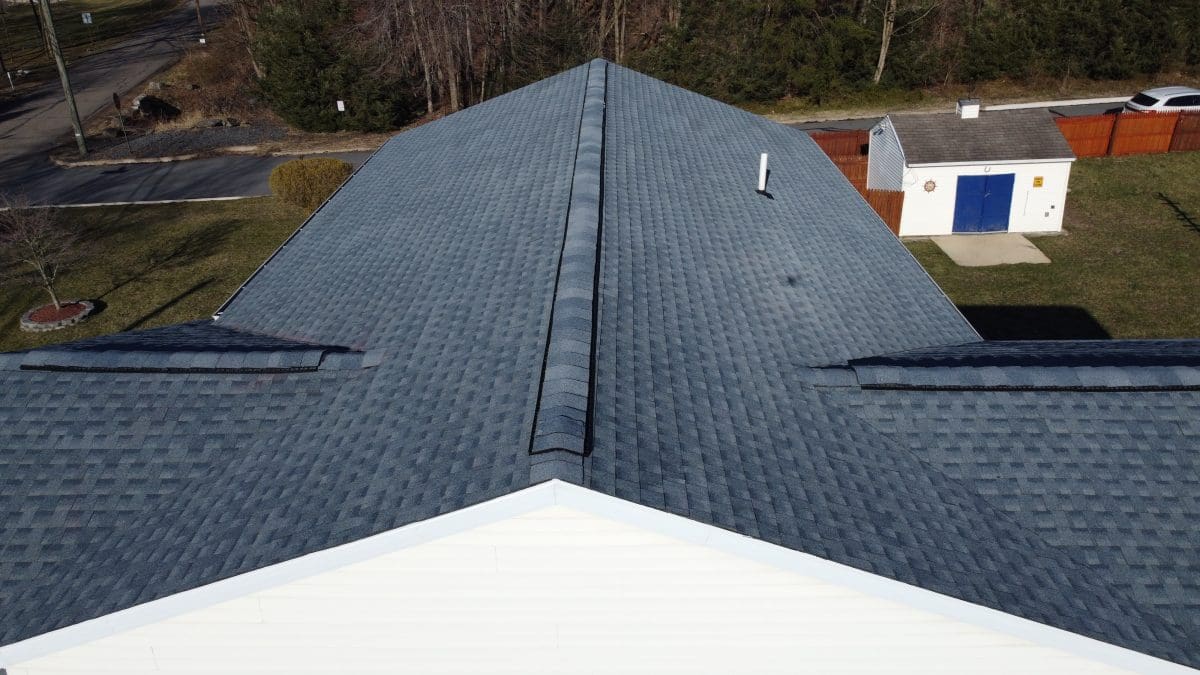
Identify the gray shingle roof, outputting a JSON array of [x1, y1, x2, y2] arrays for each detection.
[[889, 108, 1076, 165], [2, 60, 1199, 669], [838, 386, 1200, 650]]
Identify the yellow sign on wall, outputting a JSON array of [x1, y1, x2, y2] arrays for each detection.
[[1033, 176, 1044, 188]]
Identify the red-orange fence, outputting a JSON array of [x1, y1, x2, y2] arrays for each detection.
[[1109, 112, 1179, 156], [1170, 112, 1200, 152], [830, 156, 868, 192], [812, 130, 902, 234], [1055, 115, 1116, 158], [810, 130, 869, 158], [865, 189, 904, 234], [1055, 111, 1200, 158]]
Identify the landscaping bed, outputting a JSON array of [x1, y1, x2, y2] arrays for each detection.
[[20, 300, 95, 332], [80, 123, 289, 161]]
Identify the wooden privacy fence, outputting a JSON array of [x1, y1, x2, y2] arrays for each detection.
[[1056, 111, 1200, 157], [1171, 113, 1200, 152], [811, 131, 904, 234], [809, 129, 869, 158], [864, 189, 904, 235], [1109, 112, 1179, 155], [1054, 115, 1116, 157], [830, 156, 869, 193]]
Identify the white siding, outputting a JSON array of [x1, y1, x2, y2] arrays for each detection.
[[7, 503, 1137, 675], [897, 160, 1073, 237], [867, 118, 905, 191]]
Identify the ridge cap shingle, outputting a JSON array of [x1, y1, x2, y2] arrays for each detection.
[[528, 59, 607, 485]]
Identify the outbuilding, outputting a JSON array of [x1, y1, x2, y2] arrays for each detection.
[[868, 100, 1076, 236]]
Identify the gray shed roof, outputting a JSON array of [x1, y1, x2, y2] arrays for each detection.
[[2, 61, 1199, 669], [888, 108, 1076, 165]]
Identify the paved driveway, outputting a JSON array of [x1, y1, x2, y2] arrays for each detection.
[[13, 152, 373, 205]]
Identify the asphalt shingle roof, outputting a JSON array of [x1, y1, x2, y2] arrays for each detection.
[[2, 60, 1198, 669], [889, 108, 1076, 165]]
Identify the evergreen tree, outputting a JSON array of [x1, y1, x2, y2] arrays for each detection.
[[253, 0, 418, 132]]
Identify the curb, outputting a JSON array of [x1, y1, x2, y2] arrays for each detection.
[[52, 144, 384, 168], [54, 195, 261, 208], [983, 96, 1127, 111], [767, 95, 1131, 124], [266, 146, 380, 157], [53, 153, 200, 168]]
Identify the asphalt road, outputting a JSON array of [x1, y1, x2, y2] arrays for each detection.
[[0, 0, 223, 197], [8, 152, 375, 205], [786, 101, 1124, 132]]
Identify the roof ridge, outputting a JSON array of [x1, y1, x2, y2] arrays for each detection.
[[847, 339, 1200, 389], [0, 321, 375, 373], [528, 59, 607, 484]]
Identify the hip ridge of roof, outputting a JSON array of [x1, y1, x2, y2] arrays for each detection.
[[528, 59, 608, 485]]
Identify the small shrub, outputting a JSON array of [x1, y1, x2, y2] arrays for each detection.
[[269, 158, 353, 212]]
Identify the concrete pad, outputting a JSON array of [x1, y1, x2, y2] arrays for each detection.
[[931, 233, 1051, 267]]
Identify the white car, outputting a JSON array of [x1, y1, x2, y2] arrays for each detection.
[[1124, 86, 1200, 112]]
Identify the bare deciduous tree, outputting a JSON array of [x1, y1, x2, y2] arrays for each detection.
[[0, 195, 80, 310]]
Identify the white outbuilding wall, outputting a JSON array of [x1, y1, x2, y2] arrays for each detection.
[[897, 160, 1073, 237], [2, 482, 1177, 675], [866, 119, 905, 191]]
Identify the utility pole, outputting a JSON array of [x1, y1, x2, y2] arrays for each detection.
[[193, 0, 205, 43], [0, 41, 12, 91], [28, 0, 47, 55], [34, 0, 87, 156], [0, 0, 12, 90]]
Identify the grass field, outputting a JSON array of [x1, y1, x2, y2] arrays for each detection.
[[0, 197, 306, 352], [907, 152, 1200, 339], [0, 0, 178, 93]]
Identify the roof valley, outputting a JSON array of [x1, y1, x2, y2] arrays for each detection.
[[528, 59, 607, 484]]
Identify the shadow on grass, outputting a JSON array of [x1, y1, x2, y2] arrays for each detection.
[[960, 305, 1111, 340], [97, 217, 240, 299], [1156, 192, 1200, 235], [121, 277, 214, 331]]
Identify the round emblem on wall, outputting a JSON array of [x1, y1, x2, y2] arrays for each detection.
[[923, 180, 937, 193]]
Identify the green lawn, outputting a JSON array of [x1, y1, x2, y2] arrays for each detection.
[[0, 0, 178, 93], [0, 197, 306, 352], [2, 153, 1197, 352], [907, 152, 1200, 339]]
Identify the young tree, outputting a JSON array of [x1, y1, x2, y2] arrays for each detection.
[[872, 0, 897, 84], [0, 195, 79, 311]]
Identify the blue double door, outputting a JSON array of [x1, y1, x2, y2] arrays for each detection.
[[952, 173, 1014, 233]]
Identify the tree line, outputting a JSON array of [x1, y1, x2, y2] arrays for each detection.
[[223, 0, 1200, 132]]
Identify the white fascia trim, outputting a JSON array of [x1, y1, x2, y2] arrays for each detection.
[[2, 480, 1195, 674], [0, 484, 556, 666], [907, 157, 1076, 168], [885, 114, 906, 167]]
